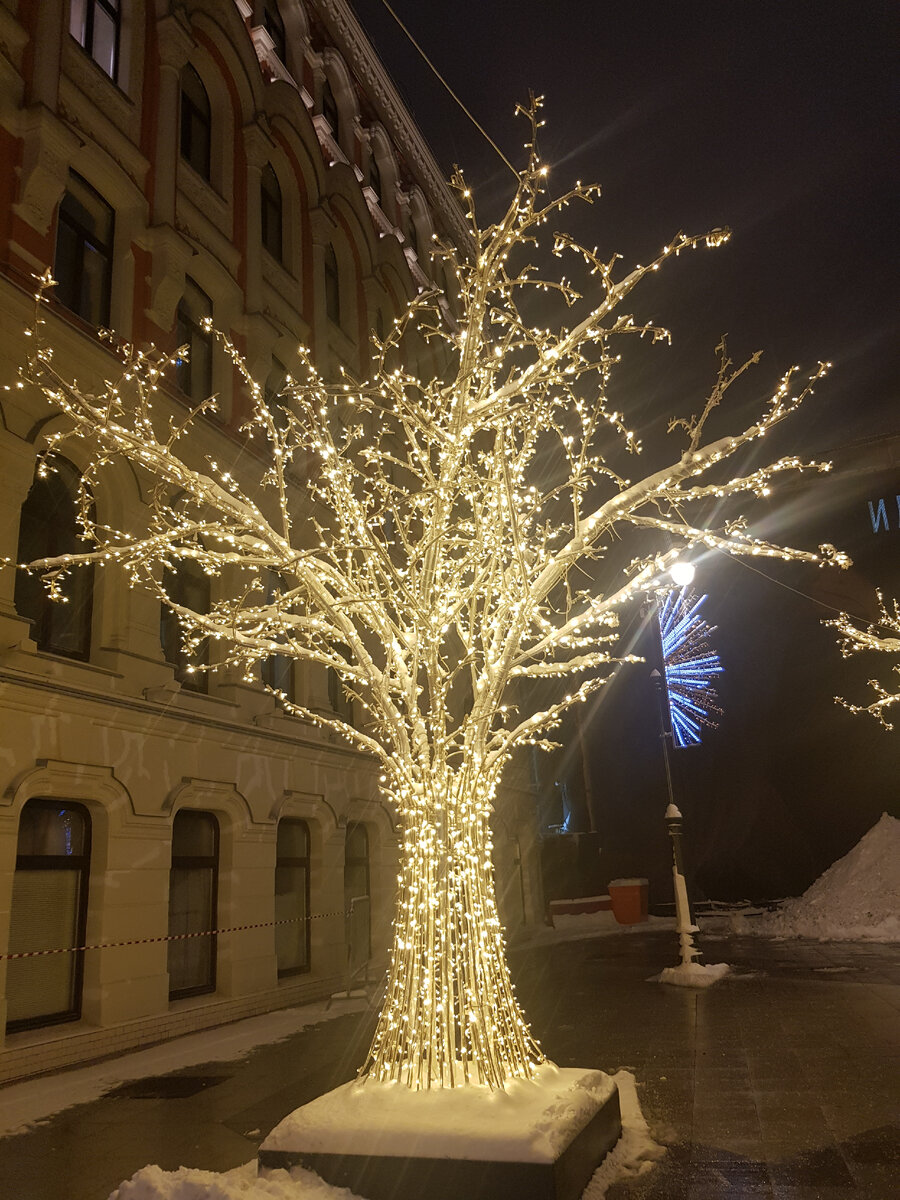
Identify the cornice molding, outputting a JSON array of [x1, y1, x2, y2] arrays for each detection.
[[311, 0, 471, 254]]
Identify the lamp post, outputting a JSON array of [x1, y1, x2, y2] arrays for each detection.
[[651, 560, 711, 970]]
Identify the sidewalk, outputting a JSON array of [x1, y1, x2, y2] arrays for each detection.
[[0, 928, 896, 1199]]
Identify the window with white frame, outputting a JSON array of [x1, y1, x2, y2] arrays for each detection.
[[69, 0, 120, 81], [6, 800, 92, 1032]]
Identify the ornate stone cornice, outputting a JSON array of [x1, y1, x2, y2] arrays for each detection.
[[310, 0, 472, 255]]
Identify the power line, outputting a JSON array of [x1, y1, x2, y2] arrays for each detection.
[[375, 0, 518, 177]]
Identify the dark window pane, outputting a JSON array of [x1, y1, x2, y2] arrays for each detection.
[[263, 0, 286, 62], [54, 173, 113, 328], [160, 559, 210, 692], [14, 461, 94, 660], [368, 154, 381, 198], [322, 80, 338, 135], [172, 810, 217, 857], [276, 819, 309, 976], [261, 164, 283, 261], [175, 277, 213, 402], [262, 653, 292, 697], [324, 245, 340, 324], [17, 804, 87, 857], [277, 820, 308, 859], [168, 810, 218, 998], [180, 65, 211, 179]]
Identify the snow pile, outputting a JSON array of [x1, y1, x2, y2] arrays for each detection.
[[109, 1161, 361, 1199], [757, 812, 900, 942], [656, 961, 731, 988], [261, 1064, 615, 1163]]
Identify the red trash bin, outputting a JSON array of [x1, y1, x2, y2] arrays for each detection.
[[608, 877, 649, 925]]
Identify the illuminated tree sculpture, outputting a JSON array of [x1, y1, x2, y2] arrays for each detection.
[[14, 101, 847, 1090], [829, 593, 900, 729]]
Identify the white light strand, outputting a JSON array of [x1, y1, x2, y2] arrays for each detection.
[[10, 99, 849, 1089]]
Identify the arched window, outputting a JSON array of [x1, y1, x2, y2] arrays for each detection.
[[407, 217, 418, 257], [160, 559, 210, 692], [262, 0, 286, 63], [168, 810, 218, 999], [14, 459, 94, 660], [175, 277, 213, 402], [275, 819, 310, 976], [54, 172, 114, 329], [323, 244, 340, 325], [69, 0, 120, 81], [321, 78, 338, 136], [6, 800, 91, 1032], [180, 64, 211, 180], [344, 823, 370, 965], [260, 163, 283, 262]]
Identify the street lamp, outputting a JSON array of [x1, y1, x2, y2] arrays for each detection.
[[650, 560, 722, 970]]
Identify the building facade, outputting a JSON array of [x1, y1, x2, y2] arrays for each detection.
[[0, 0, 543, 1084]]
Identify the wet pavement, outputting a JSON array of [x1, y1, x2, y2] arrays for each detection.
[[0, 929, 897, 1199]]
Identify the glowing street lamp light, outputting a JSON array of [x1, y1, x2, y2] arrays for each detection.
[[650, 564, 722, 969]]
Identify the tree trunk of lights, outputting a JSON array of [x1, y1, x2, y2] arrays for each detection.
[[361, 770, 544, 1089]]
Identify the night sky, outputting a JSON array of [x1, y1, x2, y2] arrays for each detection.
[[348, 0, 898, 898]]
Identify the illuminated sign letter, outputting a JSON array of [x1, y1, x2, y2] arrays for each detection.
[[868, 498, 889, 533]]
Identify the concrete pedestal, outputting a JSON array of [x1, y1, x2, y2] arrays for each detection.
[[258, 1066, 621, 1200]]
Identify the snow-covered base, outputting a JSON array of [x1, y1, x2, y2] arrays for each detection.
[[109, 1070, 663, 1200], [261, 1063, 615, 1164], [655, 961, 731, 989]]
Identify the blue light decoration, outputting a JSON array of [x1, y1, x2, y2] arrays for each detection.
[[657, 587, 723, 748]]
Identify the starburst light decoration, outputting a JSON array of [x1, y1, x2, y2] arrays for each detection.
[[658, 587, 723, 747], [9, 98, 850, 1091], [828, 592, 900, 729]]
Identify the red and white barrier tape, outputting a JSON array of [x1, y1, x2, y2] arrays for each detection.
[[0, 908, 350, 960]]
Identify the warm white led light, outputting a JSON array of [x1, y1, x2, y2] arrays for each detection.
[[11, 100, 849, 1091]]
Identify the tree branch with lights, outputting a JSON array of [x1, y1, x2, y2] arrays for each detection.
[[828, 593, 900, 729], [13, 99, 848, 1090]]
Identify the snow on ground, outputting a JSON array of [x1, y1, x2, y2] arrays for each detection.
[[704, 812, 900, 943], [0, 999, 365, 1138], [108, 1070, 664, 1200]]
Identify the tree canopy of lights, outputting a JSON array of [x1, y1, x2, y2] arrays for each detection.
[[828, 593, 900, 729], [658, 588, 723, 748], [13, 99, 849, 1091]]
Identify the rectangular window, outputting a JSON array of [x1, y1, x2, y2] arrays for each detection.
[[54, 173, 114, 329], [275, 820, 310, 976], [175, 278, 213, 403], [160, 560, 211, 693], [168, 810, 218, 999], [180, 65, 211, 180], [6, 802, 91, 1033], [70, 0, 120, 81]]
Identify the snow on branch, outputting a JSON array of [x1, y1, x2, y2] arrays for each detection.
[[828, 592, 900, 729]]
